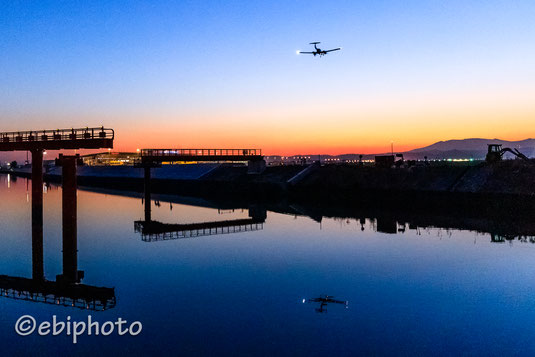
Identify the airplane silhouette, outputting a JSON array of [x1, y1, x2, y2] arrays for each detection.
[[297, 42, 341, 57]]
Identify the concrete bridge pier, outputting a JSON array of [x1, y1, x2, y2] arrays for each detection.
[[57, 155, 83, 284], [31, 149, 44, 281], [144, 166, 152, 222]]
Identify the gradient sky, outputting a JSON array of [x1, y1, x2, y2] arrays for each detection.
[[1, 0, 534, 156]]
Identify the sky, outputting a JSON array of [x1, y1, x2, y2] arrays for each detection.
[[1, 0, 534, 157]]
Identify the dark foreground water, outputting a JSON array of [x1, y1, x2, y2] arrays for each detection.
[[1, 174, 535, 356]]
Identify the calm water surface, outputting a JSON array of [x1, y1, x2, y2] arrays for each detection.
[[1, 174, 535, 356]]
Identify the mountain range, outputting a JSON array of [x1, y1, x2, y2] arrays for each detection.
[[272, 138, 535, 161]]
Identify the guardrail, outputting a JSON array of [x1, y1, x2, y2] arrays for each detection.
[[136, 222, 264, 242], [0, 127, 114, 143], [141, 149, 262, 157]]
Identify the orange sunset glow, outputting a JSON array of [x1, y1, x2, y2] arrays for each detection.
[[1, 1, 534, 157]]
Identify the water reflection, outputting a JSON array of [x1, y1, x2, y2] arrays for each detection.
[[120, 187, 535, 245], [303, 295, 349, 313], [328, 215, 535, 245], [0, 229, 116, 310], [0, 174, 115, 311], [135, 196, 266, 242], [3, 174, 535, 355]]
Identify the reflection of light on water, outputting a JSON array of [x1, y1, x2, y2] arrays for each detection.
[[7, 174, 10, 188]]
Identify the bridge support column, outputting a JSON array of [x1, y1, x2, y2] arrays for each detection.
[[58, 155, 83, 284], [247, 159, 266, 174], [144, 166, 151, 222], [31, 149, 44, 281]]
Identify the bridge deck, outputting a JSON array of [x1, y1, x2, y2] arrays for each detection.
[[140, 148, 263, 164], [0, 127, 114, 151]]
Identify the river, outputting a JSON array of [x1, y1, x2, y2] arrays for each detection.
[[1, 173, 535, 356]]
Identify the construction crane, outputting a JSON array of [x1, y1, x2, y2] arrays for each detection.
[[486, 144, 531, 163]]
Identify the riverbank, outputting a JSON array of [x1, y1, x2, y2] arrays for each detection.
[[3, 160, 535, 208]]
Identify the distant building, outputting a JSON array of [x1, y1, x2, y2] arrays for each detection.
[[375, 155, 395, 168]]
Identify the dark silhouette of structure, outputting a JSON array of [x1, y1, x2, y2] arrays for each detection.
[[138, 148, 265, 174], [486, 144, 531, 163], [0, 127, 115, 310], [0, 127, 114, 278], [139, 148, 263, 165], [298, 42, 341, 56], [374, 155, 395, 168], [138, 148, 265, 226], [0, 127, 114, 151]]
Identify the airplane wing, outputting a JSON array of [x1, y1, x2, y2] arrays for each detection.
[[325, 48, 341, 53], [298, 51, 314, 54]]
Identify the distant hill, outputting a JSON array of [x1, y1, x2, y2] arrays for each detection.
[[410, 138, 535, 153], [405, 138, 535, 160]]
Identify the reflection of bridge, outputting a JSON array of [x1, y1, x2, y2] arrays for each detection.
[[79, 184, 535, 244], [134, 219, 264, 242], [136, 192, 266, 241], [0, 275, 115, 311], [0, 178, 116, 311]]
